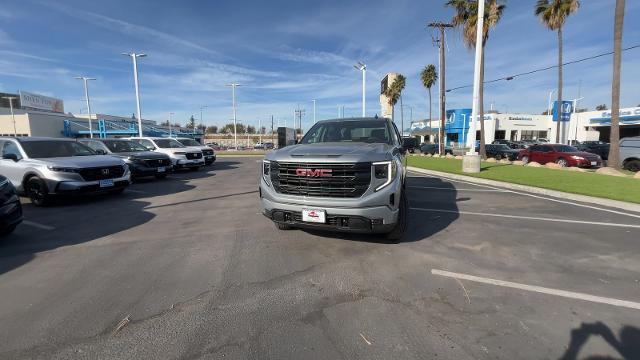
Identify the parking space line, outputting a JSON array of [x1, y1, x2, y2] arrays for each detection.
[[408, 186, 505, 192], [408, 171, 640, 220], [410, 207, 640, 229], [22, 220, 55, 231], [431, 269, 640, 311]]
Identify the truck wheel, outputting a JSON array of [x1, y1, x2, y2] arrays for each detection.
[[623, 159, 640, 172], [26, 177, 50, 207], [385, 191, 407, 242], [275, 222, 292, 230]]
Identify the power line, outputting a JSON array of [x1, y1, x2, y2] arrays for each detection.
[[446, 44, 640, 93]]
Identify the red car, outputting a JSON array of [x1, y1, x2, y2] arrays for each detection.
[[519, 144, 602, 168]]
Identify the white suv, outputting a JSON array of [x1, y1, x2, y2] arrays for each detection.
[[174, 138, 216, 165], [129, 137, 204, 171]]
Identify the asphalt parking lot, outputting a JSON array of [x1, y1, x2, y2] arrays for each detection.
[[0, 156, 639, 359]]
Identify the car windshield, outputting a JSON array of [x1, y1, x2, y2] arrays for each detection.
[[554, 145, 579, 152], [154, 139, 185, 148], [497, 145, 512, 150], [300, 120, 392, 144], [102, 140, 148, 153], [177, 139, 201, 146], [21, 140, 95, 158]]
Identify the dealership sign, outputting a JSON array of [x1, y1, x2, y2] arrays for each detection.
[[19, 91, 64, 113], [552, 101, 573, 122], [590, 107, 640, 125]]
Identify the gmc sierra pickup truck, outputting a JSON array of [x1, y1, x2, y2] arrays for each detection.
[[259, 117, 407, 241]]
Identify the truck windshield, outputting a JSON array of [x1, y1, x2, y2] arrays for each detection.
[[154, 139, 185, 148], [102, 140, 148, 153], [300, 120, 392, 144], [177, 139, 201, 147], [21, 141, 96, 158]]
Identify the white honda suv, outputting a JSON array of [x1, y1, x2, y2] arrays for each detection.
[[129, 137, 204, 171]]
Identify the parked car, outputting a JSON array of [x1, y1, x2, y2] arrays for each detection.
[[575, 141, 610, 160], [128, 137, 204, 171], [518, 144, 602, 168], [402, 137, 419, 154], [620, 136, 640, 172], [492, 139, 525, 149], [254, 142, 275, 150], [79, 138, 172, 179], [478, 144, 521, 161], [0, 175, 22, 235], [174, 137, 215, 165], [260, 117, 407, 241], [420, 143, 453, 155], [0, 137, 130, 206]]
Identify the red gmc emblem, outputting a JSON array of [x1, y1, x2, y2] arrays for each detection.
[[295, 168, 333, 177], [307, 211, 319, 218]]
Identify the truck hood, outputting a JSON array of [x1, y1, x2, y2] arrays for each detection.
[[35, 155, 125, 167], [267, 142, 395, 163], [162, 147, 202, 154], [111, 151, 169, 159]]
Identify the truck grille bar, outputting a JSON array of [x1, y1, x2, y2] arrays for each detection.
[[271, 162, 371, 198]]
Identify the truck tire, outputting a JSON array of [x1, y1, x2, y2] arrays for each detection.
[[385, 191, 407, 242]]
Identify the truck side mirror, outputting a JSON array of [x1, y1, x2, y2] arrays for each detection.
[[2, 153, 19, 162]]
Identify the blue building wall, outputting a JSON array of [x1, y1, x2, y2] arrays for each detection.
[[444, 108, 472, 146]]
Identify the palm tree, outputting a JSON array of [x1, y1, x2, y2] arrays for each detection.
[[446, 0, 505, 158], [608, 0, 625, 169], [535, 0, 580, 143], [421, 65, 438, 142], [384, 75, 406, 127]]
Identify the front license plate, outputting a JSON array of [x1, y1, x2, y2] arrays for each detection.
[[157, 166, 166, 173], [591, 161, 597, 166], [99, 179, 114, 188], [302, 209, 325, 223]]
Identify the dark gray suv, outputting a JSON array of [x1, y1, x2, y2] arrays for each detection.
[[260, 118, 407, 241]]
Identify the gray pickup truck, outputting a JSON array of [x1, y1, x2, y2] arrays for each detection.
[[260, 117, 407, 241]]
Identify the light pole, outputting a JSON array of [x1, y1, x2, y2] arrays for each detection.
[[571, 96, 584, 143], [462, 0, 484, 173], [2, 96, 17, 136], [169, 112, 174, 137], [122, 52, 147, 137], [75, 76, 96, 138], [225, 83, 242, 149], [353, 62, 366, 117], [199, 105, 208, 137], [547, 89, 555, 117], [312, 99, 316, 124]]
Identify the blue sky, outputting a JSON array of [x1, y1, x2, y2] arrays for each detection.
[[1, 0, 639, 130]]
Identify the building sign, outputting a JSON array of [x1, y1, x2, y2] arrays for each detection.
[[552, 101, 572, 122], [19, 91, 64, 113], [589, 107, 640, 125]]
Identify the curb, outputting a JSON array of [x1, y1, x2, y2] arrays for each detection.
[[407, 166, 640, 213]]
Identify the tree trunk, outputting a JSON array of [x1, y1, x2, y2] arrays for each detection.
[[556, 27, 563, 143], [479, 49, 487, 158], [429, 88, 433, 142], [608, 0, 625, 169]]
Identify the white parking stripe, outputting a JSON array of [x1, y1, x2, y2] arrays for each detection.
[[408, 171, 640, 220], [410, 207, 640, 229], [431, 269, 640, 311], [22, 220, 55, 231], [408, 186, 505, 192]]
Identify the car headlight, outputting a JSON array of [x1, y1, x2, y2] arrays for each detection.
[[570, 155, 585, 160], [262, 160, 271, 186], [372, 161, 397, 192], [47, 166, 80, 173]]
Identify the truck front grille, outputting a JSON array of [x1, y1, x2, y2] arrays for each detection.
[[79, 165, 126, 181], [185, 152, 202, 160], [271, 162, 371, 198]]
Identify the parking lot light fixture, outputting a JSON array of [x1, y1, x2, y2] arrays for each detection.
[[353, 62, 366, 117], [225, 83, 242, 149], [74, 76, 96, 138], [122, 53, 147, 137], [169, 112, 174, 137], [199, 105, 208, 137]]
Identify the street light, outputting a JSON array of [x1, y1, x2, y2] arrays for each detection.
[[1, 96, 17, 136], [199, 105, 208, 137], [75, 76, 96, 138], [122, 52, 147, 137], [225, 83, 242, 149], [169, 112, 174, 137], [312, 99, 317, 124], [353, 62, 366, 117]]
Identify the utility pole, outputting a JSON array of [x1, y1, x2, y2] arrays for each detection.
[[353, 62, 366, 117], [295, 106, 306, 138], [122, 53, 147, 137], [199, 105, 208, 138], [169, 112, 174, 137], [271, 115, 274, 145], [225, 83, 242, 149], [75, 76, 96, 138], [2, 96, 17, 136], [428, 22, 453, 155]]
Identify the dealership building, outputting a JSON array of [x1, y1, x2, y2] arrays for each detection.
[[0, 91, 202, 139], [410, 105, 640, 147]]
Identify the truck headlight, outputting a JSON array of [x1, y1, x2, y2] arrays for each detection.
[[262, 160, 271, 186], [373, 161, 397, 192]]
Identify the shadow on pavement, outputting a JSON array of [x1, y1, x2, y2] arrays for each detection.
[[299, 177, 459, 244], [559, 322, 640, 360]]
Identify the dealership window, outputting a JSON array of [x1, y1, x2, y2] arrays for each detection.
[[521, 130, 548, 140]]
